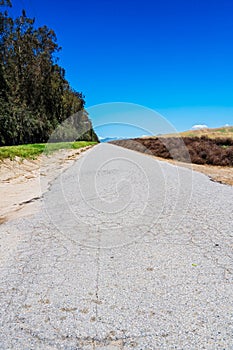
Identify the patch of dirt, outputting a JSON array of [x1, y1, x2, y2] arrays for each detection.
[[0, 145, 95, 223], [154, 156, 233, 186]]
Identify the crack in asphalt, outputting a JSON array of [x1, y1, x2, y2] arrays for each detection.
[[0, 144, 232, 349]]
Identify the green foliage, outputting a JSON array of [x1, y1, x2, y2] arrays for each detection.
[[0, 1, 98, 145], [0, 141, 97, 160]]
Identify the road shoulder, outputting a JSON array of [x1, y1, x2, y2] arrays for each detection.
[[0, 145, 95, 223]]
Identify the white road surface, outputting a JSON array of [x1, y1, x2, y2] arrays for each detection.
[[0, 143, 232, 349]]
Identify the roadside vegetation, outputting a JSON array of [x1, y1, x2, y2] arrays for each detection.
[[0, 141, 97, 160], [0, 0, 98, 146], [111, 135, 233, 166]]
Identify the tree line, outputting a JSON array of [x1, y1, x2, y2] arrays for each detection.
[[0, 0, 98, 145]]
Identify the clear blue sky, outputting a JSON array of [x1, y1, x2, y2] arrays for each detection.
[[10, 0, 233, 135]]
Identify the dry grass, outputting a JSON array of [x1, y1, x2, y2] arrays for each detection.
[[160, 126, 233, 139], [111, 136, 233, 166]]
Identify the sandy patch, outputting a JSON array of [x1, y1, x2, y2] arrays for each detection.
[[0, 145, 94, 223]]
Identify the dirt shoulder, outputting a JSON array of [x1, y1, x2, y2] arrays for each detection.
[[0, 145, 94, 224], [152, 155, 233, 186]]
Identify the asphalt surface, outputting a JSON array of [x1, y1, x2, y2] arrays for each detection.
[[0, 143, 232, 349]]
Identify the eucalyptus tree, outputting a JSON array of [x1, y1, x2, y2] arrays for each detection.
[[0, 0, 98, 145]]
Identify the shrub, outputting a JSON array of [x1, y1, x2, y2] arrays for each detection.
[[110, 136, 233, 167]]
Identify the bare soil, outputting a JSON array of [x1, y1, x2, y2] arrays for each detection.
[[153, 156, 233, 187]]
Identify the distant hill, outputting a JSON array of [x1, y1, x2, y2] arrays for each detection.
[[99, 127, 233, 143], [99, 137, 122, 143], [110, 132, 233, 167], [160, 126, 233, 139]]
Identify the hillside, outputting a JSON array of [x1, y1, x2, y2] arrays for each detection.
[[160, 126, 233, 139], [110, 125, 233, 169]]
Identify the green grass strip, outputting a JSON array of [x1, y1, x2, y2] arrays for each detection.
[[0, 141, 97, 160]]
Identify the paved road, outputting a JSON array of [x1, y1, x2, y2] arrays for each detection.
[[0, 143, 232, 349]]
